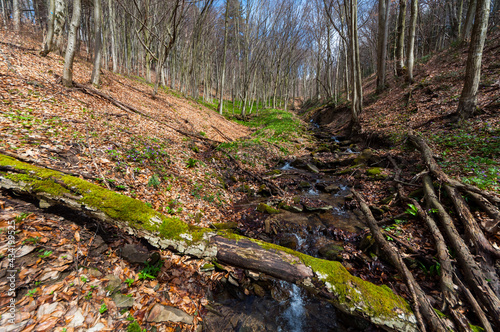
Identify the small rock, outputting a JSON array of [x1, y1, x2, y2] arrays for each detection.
[[147, 303, 193, 324], [88, 268, 102, 277], [318, 244, 344, 261], [121, 244, 149, 264], [324, 184, 340, 193], [37, 302, 58, 319], [87, 323, 105, 332], [68, 309, 85, 327], [256, 203, 280, 214], [298, 181, 311, 189], [111, 293, 135, 308], [253, 284, 266, 297], [279, 235, 299, 250], [354, 149, 373, 165], [39, 199, 52, 209], [105, 274, 122, 293], [304, 205, 333, 212]]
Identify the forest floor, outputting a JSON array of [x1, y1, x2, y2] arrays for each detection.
[[0, 28, 500, 332]]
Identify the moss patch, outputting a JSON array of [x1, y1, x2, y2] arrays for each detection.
[[256, 203, 281, 214]]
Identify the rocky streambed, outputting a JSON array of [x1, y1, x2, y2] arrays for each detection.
[[203, 134, 390, 331]]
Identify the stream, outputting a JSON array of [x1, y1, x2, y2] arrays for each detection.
[[203, 132, 378, 331]]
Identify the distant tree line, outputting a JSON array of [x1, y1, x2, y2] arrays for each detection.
[[2, 0, 499, 126]]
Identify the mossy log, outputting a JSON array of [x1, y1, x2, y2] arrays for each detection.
[[0, 154, 417, 331]]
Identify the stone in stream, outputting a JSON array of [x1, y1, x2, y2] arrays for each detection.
[[306, 163, 320, 173], [324, 184, 341, 193], [256, 203, 281, 214], [281, 204, 303, 213], [354, 148, 373, 166], [279, 235, 299, 250], [298, 181, 311, 189], [318, 243, 345, 261]]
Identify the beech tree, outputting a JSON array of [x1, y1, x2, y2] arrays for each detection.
[[91, 0, 102, 86], [62, 0, 82, 87], [456, 0, 490, 120], [376, 0, 390, 92], [406, 0, 418, 83], [395, 0, 407, 76]]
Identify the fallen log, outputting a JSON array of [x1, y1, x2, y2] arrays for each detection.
[[0, 153, 417, 331]]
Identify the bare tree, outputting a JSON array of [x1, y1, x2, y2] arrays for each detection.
[[376, 0, 390, 92], [12, 0, 20, 31], [218, 0, 230, 115], [63, 0, 82, 87], [406, 0, 418, 83], [91, 0, 103, 86], [456, 0, 490, 119], [395, 0, 407, 76]]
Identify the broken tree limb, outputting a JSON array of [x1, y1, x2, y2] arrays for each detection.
[[465, 190, 500, 234], [0, 154, 417, 331], [422, 175, 500, 327], [352, 189, 450, 332]]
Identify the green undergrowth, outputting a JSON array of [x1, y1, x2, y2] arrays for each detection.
[[429, 121, 500, 192]]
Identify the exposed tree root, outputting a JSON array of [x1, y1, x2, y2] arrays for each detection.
[[353, 189, 449, 332]]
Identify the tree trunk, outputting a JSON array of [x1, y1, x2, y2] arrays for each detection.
[[12, 0, 20, 31], [456, 0, 490, 120], [461, 0, 477, 42], [0, 153, 418, 332], [53, 0, 66, 55], [396, 0, 407, 76], [40, 0, 55, 56], [376, 0, 390, 92], [217, 1, 229, 114], [406, 0, 418, 83], [91, 0, 102, 86], [62, 0, 82, 88]]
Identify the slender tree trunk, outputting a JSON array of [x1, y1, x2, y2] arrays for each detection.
[[91, 0, 102, 86], [0, 0, 6, 28], [53, 0, 66, 55], [406, 0, 418, 83], [376, 0, 390, 92], [457, 0, 490, 120], [396, 0, 407, 76], [40, 0, 55, 56], [462, 0, 477, 42], [108, 0, 117, 73], [12, 0, 20, 31], [62, 0, 82, 88], [218, 0, 230, 115]]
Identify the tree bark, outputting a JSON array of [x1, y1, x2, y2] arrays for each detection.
[[461, 0, 477, 42], [62, 0, 82, 88], [376, 0, 390, 92], [108, 0, 117, 73], [91, 0, 102, 86], [456, 0, 490, 120], [12, 0, 20, 31], [40, 0, 55, 56], [0, 154, 418, 332], [396, 0, 407, 76]]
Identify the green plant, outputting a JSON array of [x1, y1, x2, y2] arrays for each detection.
[[125, 278, 134, 287], [15, 213, 31, 223], [186, 158, 198, 168], [85, 291, 93, 300], [80, 276, 88, 283], [27, 289, 37, 297], [99, 304, 108, 314], [405, 204, 418, 216], [127, 321, 146, 332], [23, 236, 41, 244], [138, 259, 163, 280], [148, 173, 161, 187]]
